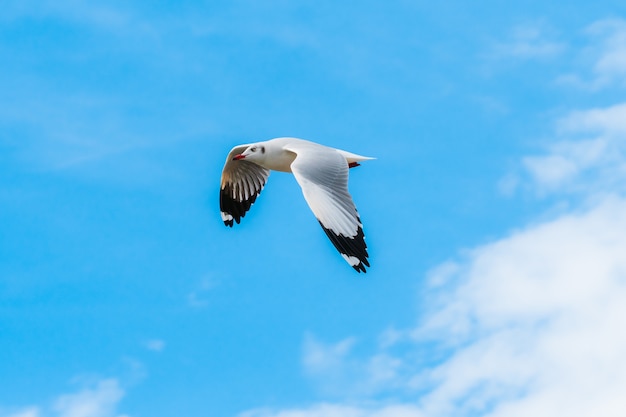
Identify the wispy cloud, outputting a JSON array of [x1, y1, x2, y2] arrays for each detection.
[[588, 19, 626, 87], [303, 333, 356, 374], [144, 339, 166, 353], [187, 276, 219, 308], [302, 333, 405, 398], [2, 408, 40, 417], [558, 18, 626, 90], [0, 2, 201, 178], [506, 20, 626, 196], [1, 0, 137, 34], [240, 404, 425, 417], [1, 379, 127, 417], [486, 18, 626, 91], [558, 101, 626, 134], [522, 102, 626, 194], [490, 22, 565, 60], [53, 379, 126, 417]]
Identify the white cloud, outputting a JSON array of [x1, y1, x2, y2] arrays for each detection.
[[302, 334, 404, 398], [302, 333, 356, 376], [558, 18, 626, 90], [522, 102, 626, 193], [1, 379, 127, 417], [415, 196, 626, 416], [520, 24, 626, 194], [586, 19, 626, 88], [240, 404, 426, 417], [490, 22, 564, 60], [53, 379, 125, 417], [522, 137, 608, 191], [558, 102, 626, 135]]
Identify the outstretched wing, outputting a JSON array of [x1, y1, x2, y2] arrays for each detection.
[[287, 144, 369, 273], [220, 144, 270, 226]]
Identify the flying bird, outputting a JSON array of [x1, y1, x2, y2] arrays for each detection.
[[220, 137, 374, 272]]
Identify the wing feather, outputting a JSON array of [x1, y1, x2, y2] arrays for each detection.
[[288, 144, 370, 273], [220, 144, 270, 226]]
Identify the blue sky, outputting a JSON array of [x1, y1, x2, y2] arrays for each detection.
[[2, 1, 626, 417]]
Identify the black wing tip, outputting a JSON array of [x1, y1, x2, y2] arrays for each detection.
[[349, 252, 370, 273], [353, 254, 370, 274], [223, 218, 237, 227], [318, 221, 370, 273], [222, 213, 243, 227], [220, 186, 258, 227], [350, 257, 370, 273]]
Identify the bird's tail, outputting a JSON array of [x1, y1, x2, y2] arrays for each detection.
[[336, 149, 375, 166]]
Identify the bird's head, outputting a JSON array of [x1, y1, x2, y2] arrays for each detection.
[[233, 144, 266, 163]]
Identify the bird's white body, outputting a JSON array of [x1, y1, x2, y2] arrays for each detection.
[[236, 137, 373, 172], [220, 137, 374, 272]]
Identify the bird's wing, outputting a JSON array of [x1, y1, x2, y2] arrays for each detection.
[[286, 143, 369, 273], [220, 144, 270, 226]]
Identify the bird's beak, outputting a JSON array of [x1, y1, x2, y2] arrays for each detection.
[[233, 154, 245, 160]]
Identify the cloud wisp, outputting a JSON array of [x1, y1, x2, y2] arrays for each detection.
[[489, 22, 565, 60], [522, 102, 626, 195], [558, 18, 626, 90], [1, 379, 127, 417]]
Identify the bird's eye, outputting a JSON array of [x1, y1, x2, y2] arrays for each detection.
[[261, 146, 265, 154]]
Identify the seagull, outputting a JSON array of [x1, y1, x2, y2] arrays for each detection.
[[220, 137, 374, 273]]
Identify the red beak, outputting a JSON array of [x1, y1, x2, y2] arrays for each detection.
[[233, 154, 245, 160]]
